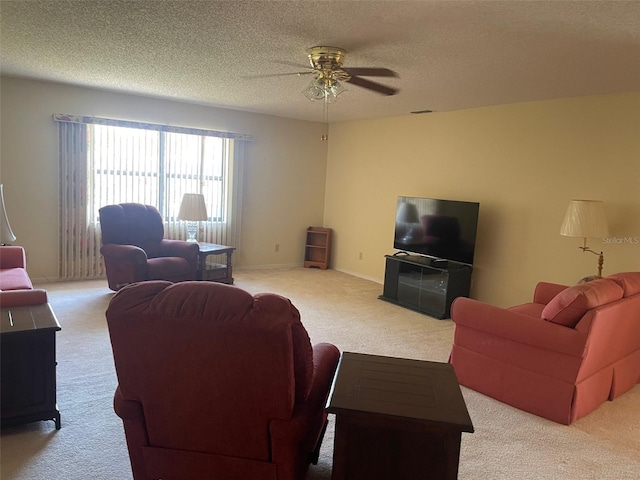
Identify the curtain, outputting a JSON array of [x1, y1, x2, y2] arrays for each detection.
[[58, 121, 103, 278]]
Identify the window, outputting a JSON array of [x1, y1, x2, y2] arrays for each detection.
[[90, 124, 229, 223], [56, 113, 250, 279]]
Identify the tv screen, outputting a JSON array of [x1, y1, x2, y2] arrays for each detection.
[[393, 196, 479, 265]]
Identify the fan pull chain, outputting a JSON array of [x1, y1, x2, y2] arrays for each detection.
[[321, 94, 329, 141]]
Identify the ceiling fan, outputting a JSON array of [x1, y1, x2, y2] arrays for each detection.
[[247, 46, 398, 141], [247, 46, 399, 98], [302, 46, 399, 97]]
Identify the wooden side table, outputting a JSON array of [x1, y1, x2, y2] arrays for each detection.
[[196, 243, 235, 284], [326, 352, 473, 480], [1, 303, 62, 430]]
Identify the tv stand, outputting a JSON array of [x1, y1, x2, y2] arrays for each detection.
[[379, 254, 472, 319]]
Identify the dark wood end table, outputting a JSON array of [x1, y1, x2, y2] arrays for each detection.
[[326, 352, 473, 480], [196, 243, 235, 284], [1, 303, 62, 430]]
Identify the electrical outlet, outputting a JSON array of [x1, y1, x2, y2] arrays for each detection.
[[275, 244, 280, 252]]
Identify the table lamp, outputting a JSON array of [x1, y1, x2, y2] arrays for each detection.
[[1, 184, 17, 245], [178, 193, 208, 242]]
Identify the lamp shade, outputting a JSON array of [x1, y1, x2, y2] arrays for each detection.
[[559, 200, 609, 238], [178, 193, 208, 221], [0, 184, 17, 244]]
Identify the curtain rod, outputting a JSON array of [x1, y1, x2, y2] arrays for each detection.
[[53, 113, 253, 141]]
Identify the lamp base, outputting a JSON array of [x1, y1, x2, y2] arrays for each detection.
[[186, 222, 198, 243], [579, 246, 604, 277]]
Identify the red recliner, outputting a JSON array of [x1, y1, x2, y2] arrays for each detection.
[[106, 280, 340, 480], [99, 203, 198, 291]]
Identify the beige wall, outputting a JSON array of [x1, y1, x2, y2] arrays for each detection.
[[0, 77, 328, 280], [324, 93, 640, 307], [2, 77, 638, 307]]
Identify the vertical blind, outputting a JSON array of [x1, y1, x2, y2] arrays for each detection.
[[55, 114, 251, 280]]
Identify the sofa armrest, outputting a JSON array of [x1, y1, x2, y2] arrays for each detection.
[[451, 297, 585, 356], [0, 289, 48, 307], [158, 239, 199, 264], [533, 282, 568, 305], [0, 246, 27, 269]]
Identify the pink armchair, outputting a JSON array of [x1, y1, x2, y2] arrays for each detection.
[[99, 203, 198, 291], [106, 280, 340, 480], [450, 272, 640, 424]]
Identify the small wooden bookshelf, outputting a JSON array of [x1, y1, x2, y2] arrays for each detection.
[[304, 227, 332, 269]]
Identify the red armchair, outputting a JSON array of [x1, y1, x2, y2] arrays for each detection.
[[450, 272, 640, 424], [99, 203, 198, 291], [106, 280, 340, 480]]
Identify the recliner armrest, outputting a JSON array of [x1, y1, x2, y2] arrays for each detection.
[[451, 297, 585, 356], [100, 244, 148, 264], [269, 343, 340, 473], [270, 343, 340, 437], [158, 239, 199, 263], [114, 386, 145, 421]]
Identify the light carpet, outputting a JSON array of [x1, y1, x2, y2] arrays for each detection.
[[1, 268, 638, 479]]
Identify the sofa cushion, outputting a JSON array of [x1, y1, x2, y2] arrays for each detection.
[[0, 268, 33, 291], [542, 278, 624, 327], [607, 272, 640, 297]]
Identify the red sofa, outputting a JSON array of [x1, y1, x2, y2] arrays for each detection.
[[450, 272, 640, 424], [0, 246, 47, 307], [106, 280, 340, 480]]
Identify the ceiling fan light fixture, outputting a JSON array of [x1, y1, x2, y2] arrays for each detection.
[[328, 79, 347, 100], [303, 78, 327, 101], [303, 77, 347, 103], [300, 45, 397, 141]]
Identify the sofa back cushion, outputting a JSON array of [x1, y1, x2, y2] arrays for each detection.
[[542, 278, 624, 327], [607, 272, 640, 297]]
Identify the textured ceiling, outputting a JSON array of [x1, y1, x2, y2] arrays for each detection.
[[2, 0, 640, 123]]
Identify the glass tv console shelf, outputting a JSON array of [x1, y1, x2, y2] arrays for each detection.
[[379, 254, 472, 319]]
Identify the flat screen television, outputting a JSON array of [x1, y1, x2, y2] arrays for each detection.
[[393, 196, 480, 266]]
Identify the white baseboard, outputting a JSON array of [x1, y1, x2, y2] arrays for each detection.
[[333, 267, 383, 285], [235, 262, 303, 271]]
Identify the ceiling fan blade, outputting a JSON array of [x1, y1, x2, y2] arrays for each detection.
[[241, 71, 313, 79], [342, 67, 398, 77], [346, 76, 398, 96], [274, 60, 312, 70]]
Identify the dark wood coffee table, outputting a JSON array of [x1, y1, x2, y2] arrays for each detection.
[[1, 303, 62, 430], [326, 352, 473, 480]]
